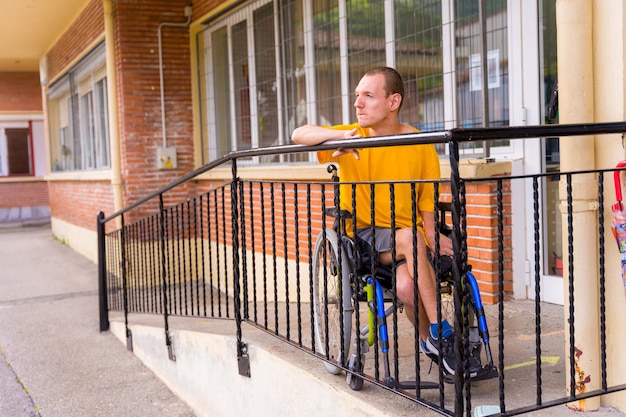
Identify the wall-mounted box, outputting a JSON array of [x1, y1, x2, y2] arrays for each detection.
[[157, 147, 177, 170]]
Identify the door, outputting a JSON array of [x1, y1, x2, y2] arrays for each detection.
[[6, 128, 31, 175]]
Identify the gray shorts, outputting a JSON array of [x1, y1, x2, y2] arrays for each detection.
[[355, 227, 408, 272], [356, 227, 394, 253]]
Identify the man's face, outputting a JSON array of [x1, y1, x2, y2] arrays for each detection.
[[353, 73, 391, 128]]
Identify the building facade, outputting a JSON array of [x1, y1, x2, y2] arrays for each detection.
[[36, 0, 625, 410], [41, 0, 548, 296], [0, 72, 49, 225]]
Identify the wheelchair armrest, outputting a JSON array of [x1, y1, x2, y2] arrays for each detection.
[[437, 201, 452, 213], [324, 207, 353, 220]]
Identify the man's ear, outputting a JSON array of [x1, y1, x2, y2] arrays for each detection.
[[389, 93, 402, 111]]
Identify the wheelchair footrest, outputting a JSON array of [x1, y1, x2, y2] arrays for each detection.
[[470, 365, 499, 382], [441, 365, 498, 384], [396, 380, 439, 390]]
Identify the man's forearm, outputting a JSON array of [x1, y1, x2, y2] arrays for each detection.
[[422, 211, 436, 245], [291, 124, 345, 145]]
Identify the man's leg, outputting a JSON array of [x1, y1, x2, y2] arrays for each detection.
[[379, 228, 441, 342], [393, 263, 430, 341], [382, 228, 480, 376]]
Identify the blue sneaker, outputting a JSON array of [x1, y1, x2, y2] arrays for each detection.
[[426, 330, 481, 377], [420, 338, 438, 363], [425, 327, 449, 357]]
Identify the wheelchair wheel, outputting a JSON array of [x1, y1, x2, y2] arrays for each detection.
[[439, 278, 477, 329], [439, 280, 455, 325], [312, 228, 353, 375]]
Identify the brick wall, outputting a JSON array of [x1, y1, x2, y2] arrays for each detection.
[[43, 0, 108, 231], [439, 181, 513, 304], [0, 72, 42, 112], [49, 181, 114, 229], [197, 178, 512, 305], [45, 0, 104, 82], [192, 0, 225, 22], [0, 181, 48, 208], [43, 0, 197, 229], [41, 0, 512, 304], [0, 71, 47, 223], [0, 180, 49, 224], [114, 0, 196, 215]]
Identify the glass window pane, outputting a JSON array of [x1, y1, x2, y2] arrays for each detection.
[[541, 0, 561, 276], [232, 21, 252, 151], [71, 92, 82, 170], [95, 78, 110, 168], [253, 3, 279, 149], [279, 0, 308, 162], [60, 126, 70, 171], [197, 0, 514, 164], [454, 0, 508, 129], [81, 91, 95, 169], [212, 26, 233, 157], [49, 88, 70, 172], [313, 0, 341, 126], [46, 43, 107, 172], [346, 0, 386, 98], [395, 0, 443, 131]]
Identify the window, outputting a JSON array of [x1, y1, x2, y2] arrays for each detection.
[[198, 0, 510, 164], [47, 43, 110, 172]]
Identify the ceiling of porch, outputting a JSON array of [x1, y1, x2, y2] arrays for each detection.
[[0, 0, 91, 72]]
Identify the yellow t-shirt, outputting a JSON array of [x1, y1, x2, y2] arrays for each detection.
[[317, 123, 440, 232]]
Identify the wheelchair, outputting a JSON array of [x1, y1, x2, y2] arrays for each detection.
[[311, 165, 498, 391]]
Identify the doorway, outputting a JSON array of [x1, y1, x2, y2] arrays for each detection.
[[5, 128, 31, 175]]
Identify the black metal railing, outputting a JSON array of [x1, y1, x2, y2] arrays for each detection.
[[97, 122, 626, 416]]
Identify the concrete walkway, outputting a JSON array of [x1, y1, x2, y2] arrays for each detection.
[[0, 224, 196, 417], [1, 224, 625, 417]]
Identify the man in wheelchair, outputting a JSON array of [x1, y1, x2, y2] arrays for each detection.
[[292, 66, 481, 377]]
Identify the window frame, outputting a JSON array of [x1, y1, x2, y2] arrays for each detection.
[[202, 0, 282, 165], [198, 0, 515, 165], [46, 42, 110, 173]]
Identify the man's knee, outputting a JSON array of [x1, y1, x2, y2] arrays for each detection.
[[395, 228, 426, 253], [394, 228, 415, 246], [395, 273, 415, 304]]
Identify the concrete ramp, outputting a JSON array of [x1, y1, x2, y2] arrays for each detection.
[[110, 316, 432, 417]]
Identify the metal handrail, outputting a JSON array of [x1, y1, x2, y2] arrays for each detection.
[[99, 121, 626, 224], [97, 120, 626, 417]]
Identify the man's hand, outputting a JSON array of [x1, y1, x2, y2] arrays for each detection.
[[426, 230, 453, 257], [437, 233, 453, 257], [331, 128, 361, 159], [423, 211, 453, 257]]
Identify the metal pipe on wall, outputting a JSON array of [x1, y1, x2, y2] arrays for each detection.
[[158, 7, 192, 148], [103, 0, 124, 220]]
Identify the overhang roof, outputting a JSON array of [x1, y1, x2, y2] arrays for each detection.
[[0, 0, 91, 72]]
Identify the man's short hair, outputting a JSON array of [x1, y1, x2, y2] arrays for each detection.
[[364, 67, 405, 111]]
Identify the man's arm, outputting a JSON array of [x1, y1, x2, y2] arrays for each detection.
[[291, 124, 360, 145], [292, 125, 362, 159], [423, 211, 453, 257]]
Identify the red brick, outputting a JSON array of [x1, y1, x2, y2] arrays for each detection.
[[0, 181, 49, 207], [0, 72, 42, 112], [46, 0, 104, 81]]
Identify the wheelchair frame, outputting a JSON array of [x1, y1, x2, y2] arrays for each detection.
[[311, 164, 497, 391]]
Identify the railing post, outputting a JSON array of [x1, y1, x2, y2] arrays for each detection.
[[448, 137, 466, 416], [231, 159, 250, 377], [97, 211, 109, 332], [158, 194, 176, 361], [239, 180, 249, 321], [120, 214, 133, 351]]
